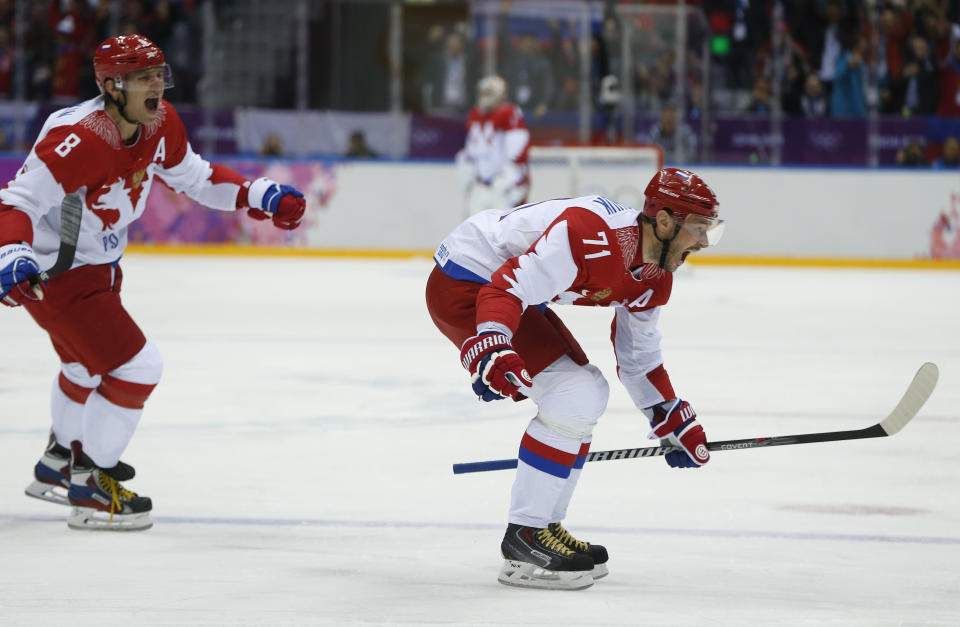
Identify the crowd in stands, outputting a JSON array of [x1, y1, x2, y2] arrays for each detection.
[[2, 0, 958, 166], [417, 0, 960, 122], [0, 0, 200, 104]]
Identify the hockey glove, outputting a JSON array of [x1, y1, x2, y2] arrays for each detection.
[[0, 243, 44, 307], [460, 332, 533, 402], [647, 398, 710, 468], [246, 177, 306, 230]]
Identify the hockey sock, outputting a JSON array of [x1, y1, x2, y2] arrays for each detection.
[[508, 418, 583, 528], [51, 365, 100, 447], [550, 436, 591, 523]]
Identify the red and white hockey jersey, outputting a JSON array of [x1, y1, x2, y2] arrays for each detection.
[[0, 96, 249, 270], [434, 195, 677, 409], [463, 103, 530, 186]]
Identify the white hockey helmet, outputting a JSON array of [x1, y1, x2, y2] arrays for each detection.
[[477, 76, 507, 111]]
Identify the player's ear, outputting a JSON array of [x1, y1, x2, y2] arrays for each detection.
[[655, 208, 675, 233], [103, 78, 121, 100]]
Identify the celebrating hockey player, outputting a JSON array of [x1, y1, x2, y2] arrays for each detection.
[[0, 35, 306, 531], [426, 168, 724, 589], [455, 75, 530, 215]]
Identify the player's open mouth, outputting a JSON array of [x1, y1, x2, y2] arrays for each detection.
[[145, 98, 159, 112]]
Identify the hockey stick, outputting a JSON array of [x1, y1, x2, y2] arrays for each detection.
[[452, 362, 939, 475], [29, 193, 83, 288]]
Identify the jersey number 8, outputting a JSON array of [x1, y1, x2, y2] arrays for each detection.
[[55, 133, 82, 157]]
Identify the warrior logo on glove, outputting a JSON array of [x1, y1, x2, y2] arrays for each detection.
[[647, 398, 710, 468], [460, 332, 533, 402]]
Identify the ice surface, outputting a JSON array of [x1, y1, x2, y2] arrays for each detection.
[[1, 255, 958, 626]]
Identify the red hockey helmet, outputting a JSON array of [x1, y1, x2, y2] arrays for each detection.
[[642, 167, 719, 222], [643, 167, 723, 248], [94, 35, 172, 92]]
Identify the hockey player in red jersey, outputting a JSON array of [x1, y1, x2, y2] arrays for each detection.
[[426, 168, 724, 589], [0, 35, 306, 531], [455, 75, 530, 215]]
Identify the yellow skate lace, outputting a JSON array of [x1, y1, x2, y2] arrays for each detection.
[[535, 527, 575, 556], [97, 472, 136, 522], [550, 523, 590, 552]]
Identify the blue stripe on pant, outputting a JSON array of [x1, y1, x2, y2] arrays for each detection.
[[518, 447, 572, 479]]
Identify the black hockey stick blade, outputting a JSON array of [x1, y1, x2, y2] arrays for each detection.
[[452, 362, 939, 475], [33, 193, 83, 284]]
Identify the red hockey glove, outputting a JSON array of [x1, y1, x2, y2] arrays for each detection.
[[460, 332, 533, 402], [647, 398, 710, 468], [0, 243, 44, 307], [246, 177, 306, 230]]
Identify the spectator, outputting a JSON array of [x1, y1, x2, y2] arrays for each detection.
[[51, 15, 83, 102], [547, 19, 582, 112], [743, 75, 772, 114], [0, 25, 11, 97], [260, 133, 285, 157], [876, 4, 910, 89], [421, 30, 478, 114], [345, 130, 379, 159], [933, 136, 960, 168], [937, 24, 960, 117], [830, 32, 867, 118], [500, 30, 555, 117], [814, 0, 852, 100], [648, 107, 697, 164], [902, 34, 939, 117], [725, 0, 771, 90], [756, 19, 810, 115], [801, 73, 829, 117], [897, 140, 928, 166]]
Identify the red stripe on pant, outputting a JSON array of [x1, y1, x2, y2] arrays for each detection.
[[645, 364, 676, 401], [98, 375, 157, 410], [520, 432, 579, 466], [58, 373, 95, 404]]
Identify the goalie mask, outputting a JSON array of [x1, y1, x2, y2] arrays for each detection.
[[477, 76, 507, 112]]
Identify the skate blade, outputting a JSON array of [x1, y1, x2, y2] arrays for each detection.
[[591, 563, 609, 580], [67, 506, 153, 532], [497, 559, 594, 591], [24, 481, 70, 506]]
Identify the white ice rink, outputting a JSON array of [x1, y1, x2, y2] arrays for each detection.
[[1, 254, 958, 626]]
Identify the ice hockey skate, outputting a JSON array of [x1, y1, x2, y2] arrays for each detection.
[[67, 443, 152, 531], [498, 523, 595, 590], [548, 522, 609, 580], [24, 433, 72, 506]]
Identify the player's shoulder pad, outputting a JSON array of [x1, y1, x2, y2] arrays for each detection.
[[556, 203, 613, 236], [34, 109, 122, 192], [493, 103, 525, 129], [36, 109, 121, 161], [563, 197, 638, 230]]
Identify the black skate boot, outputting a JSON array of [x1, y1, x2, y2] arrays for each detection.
[[66, 442, 152, 531], [548, 522, 609, 579], [24, 432, 72, 505], [498, 523, 595, 590]]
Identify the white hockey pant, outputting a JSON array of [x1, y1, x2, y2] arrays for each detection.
[[508, 356, 609, 528], [51, 342, 163, 468]]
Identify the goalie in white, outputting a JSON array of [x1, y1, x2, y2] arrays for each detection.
[[456, 76, 531, 215]]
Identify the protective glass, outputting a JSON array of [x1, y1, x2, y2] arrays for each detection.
[[681, 214, 725, 247], [121, 64, 175, 91]]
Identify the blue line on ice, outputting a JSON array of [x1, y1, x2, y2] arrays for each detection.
[[1, 513, 957, 545]]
